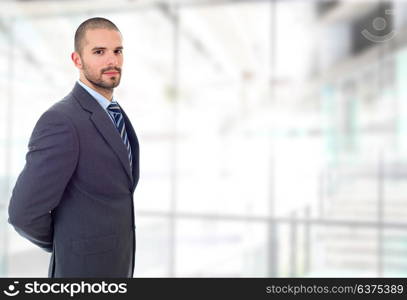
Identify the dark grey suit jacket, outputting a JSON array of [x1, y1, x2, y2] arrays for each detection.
[[8, 83, 139, 277]]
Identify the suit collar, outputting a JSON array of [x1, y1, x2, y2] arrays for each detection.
[[77, 80, 113, 111], [71, 83, 134, 185], [71, 82, 100, 113]]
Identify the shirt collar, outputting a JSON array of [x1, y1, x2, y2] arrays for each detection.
[[77, 80, 117, 110]]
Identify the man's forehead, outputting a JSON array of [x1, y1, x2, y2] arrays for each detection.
[[83, 28, 122, 47]]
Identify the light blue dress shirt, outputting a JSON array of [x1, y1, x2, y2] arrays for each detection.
[[77, 80, 117, 124]]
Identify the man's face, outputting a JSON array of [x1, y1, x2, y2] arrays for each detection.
[[76, 28, 123, 91]]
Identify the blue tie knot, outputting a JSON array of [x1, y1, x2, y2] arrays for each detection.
[[108, 102, 121, 114]]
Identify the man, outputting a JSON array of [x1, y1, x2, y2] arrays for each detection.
[[8, 17, 139, 278]]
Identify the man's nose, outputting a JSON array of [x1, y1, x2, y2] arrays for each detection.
[[106, 52, 119, 66]]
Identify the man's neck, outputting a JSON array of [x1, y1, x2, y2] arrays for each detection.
[[79, 78, 113, 101]]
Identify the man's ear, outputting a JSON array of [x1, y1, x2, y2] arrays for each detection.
[[71, 52, 82, 69]]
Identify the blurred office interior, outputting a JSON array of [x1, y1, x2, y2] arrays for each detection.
[[1, 0, 407, 277]]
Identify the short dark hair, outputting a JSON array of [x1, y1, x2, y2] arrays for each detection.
[[74, 17, 120, 54]]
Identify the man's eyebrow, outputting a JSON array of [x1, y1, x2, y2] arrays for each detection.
[[91, 47, 107, 51], [90, 46, 123, 51]]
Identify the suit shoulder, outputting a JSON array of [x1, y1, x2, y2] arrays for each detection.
[[48, 93, 78, 116], [40, 89, 85, 122], [35, 93, 79, 129], [31, 98, 79, 144]]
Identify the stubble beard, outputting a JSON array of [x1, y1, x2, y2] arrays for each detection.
[[82, 63, 122, 92]]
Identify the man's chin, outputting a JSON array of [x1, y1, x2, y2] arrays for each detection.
[[96, 81, 120, 90], [105, 78, 121, 88], [109, 81, 120, 89]]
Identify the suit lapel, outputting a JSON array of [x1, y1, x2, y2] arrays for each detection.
[[71, 83, 133, 184], [91, 109, 133, 182]]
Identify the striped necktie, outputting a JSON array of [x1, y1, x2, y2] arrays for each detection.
[[107, 102, 133, 168]]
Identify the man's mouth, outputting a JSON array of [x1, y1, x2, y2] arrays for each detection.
[[103, 71, 120, 75]]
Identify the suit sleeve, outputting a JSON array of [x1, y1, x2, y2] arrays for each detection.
[[8, 109, 79, 252]]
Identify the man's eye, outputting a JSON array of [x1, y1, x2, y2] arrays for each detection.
[[115, 49, 122, 54], [94, 50, 103, 55]]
